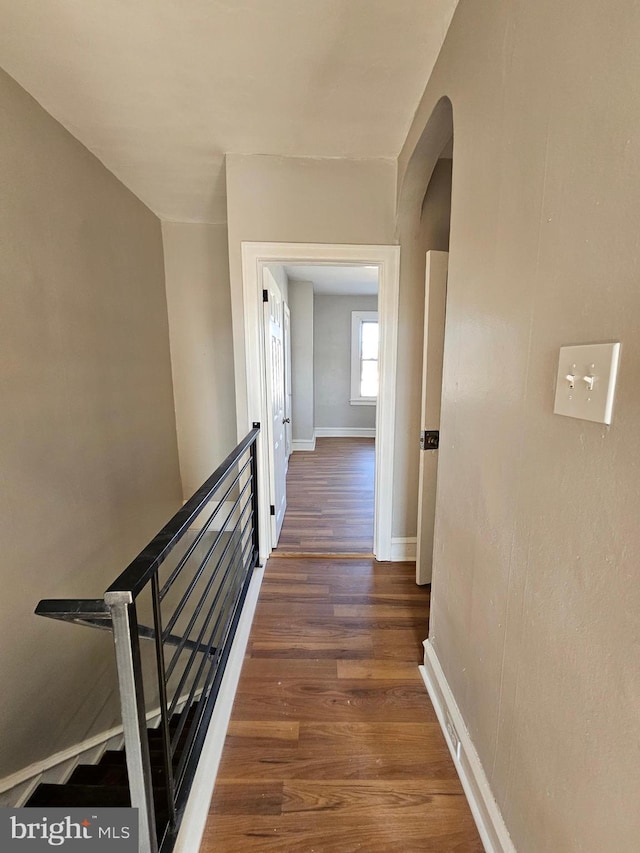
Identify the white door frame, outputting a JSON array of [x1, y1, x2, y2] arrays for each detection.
[[237, 241, 400, 563]]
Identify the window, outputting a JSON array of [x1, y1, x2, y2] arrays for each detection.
[[350, 311, 379, 405]]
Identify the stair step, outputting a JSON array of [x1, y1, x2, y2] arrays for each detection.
[[27, 783, 131, 809], [70, 761, 168, 788], [69, 763, 128, 787]]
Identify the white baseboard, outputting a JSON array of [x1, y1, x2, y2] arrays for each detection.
[[314, 427, 376, 438], [291, 438, 316, 452], [390, 536, 416, 561], [420, 641, 516, 853], [174, 564, 265, 853]]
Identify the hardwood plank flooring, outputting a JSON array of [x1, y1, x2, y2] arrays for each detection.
[[274, 438, 375, 554], [202, 558, 483, 852]]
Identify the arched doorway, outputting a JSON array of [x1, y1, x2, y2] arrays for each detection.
[[394, 96, 454, 584]]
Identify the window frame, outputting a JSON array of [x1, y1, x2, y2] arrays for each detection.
[[350, 310, 379, 406]]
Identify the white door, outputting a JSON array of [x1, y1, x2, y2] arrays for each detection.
[[283, 303, 292, 463], [263, 268, 287, 545], [416, 251, 448, 585]]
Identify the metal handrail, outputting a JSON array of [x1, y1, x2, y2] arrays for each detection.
[[34, 600, 215, 655], [34, 425, 261, 853]]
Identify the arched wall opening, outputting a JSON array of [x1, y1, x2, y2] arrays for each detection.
[[391, 97, 454, 565]]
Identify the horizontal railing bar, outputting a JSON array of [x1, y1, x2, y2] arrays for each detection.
[[35, 599, 110, 619], [158, 457, 252, 602], [162, 497, 253, 685], [34, 600, 213, 656], [174, 536, 258, 788], [162, 478, 253, 641], [172, 532, 253, 751], [166, 517, 253, 725], [106, 427, 259, 600], [166, 521, 254, 747], [165, 496, 251, 682]]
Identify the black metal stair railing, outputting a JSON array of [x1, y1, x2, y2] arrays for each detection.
[[34, 425, 261, 853]]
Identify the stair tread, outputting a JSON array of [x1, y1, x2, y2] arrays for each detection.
[[70, 762, 167, 787], [27, 783, 131, 808]]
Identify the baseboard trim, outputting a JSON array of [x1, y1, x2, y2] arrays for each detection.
[[291, 438, 316, 452], [420, 641, 516, 853], [314, 427, 376, 438], [390, 536, 416, 561], [174, 563, 265, 853]]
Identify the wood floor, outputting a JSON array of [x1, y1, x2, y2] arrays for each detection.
[[200, 440, 482, 851], [274, 438, 374, 555], [201, 557, 483, 852]]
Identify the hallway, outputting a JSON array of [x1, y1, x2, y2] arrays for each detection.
[[200, 442, 483, 851]]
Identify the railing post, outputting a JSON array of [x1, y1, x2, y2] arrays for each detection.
[[150, 574, 177, 831], [250, 422, 260, 562], [105, 593, 158, 853]]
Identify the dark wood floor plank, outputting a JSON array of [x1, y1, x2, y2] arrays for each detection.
[[209, 781, 284, 815], [203, 811, 484, 853], [216, 750, 461, 782], [239, 659, 338, 680], [281, 780, 467, 813]]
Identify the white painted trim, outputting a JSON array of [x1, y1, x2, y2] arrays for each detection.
[[291, 438, 316, 451], [314, 427, 376, 438], [174, 564, 264, 853], [390, 536, 417, 561], [236, 242, 399, 563], [420, 641, 516, 853]]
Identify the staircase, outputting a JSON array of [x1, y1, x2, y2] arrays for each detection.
[[25, 700, 201, 845]]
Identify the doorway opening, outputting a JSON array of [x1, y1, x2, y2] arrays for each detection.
[[269, 262, 378, 556], [236, 242, 399, 564]]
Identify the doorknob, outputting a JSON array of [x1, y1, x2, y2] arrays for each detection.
[[283, 417, 290, 424]]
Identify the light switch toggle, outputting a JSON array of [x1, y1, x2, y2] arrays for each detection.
[[554, 342, 621, 425]]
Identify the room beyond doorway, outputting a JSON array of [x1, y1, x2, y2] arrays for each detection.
[[274, 437, 375, 555]]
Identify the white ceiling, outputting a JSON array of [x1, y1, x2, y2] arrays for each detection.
[[283, 264, 378, 296], [0, 1, 458, 224]]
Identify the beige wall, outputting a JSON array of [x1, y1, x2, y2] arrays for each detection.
[[163, 221, 237, 499], [314, 294, 378, 430], [0, 69, 181, 778], [288, 281, 315, 443], [400, 1, 640, 850], [225, 153, 397, 433]]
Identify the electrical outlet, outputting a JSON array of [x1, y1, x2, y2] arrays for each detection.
[[445, 713, 462, 760]]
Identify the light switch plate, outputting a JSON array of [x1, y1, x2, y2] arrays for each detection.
[[554, 342, 621, 425]]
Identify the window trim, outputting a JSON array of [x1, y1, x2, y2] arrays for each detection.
[[350, 310, 379, 406]]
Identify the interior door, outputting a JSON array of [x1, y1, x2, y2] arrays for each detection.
[[263, 268, 287, 545], [416, 251, 448, 585], [283, 303, 292, 463]]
